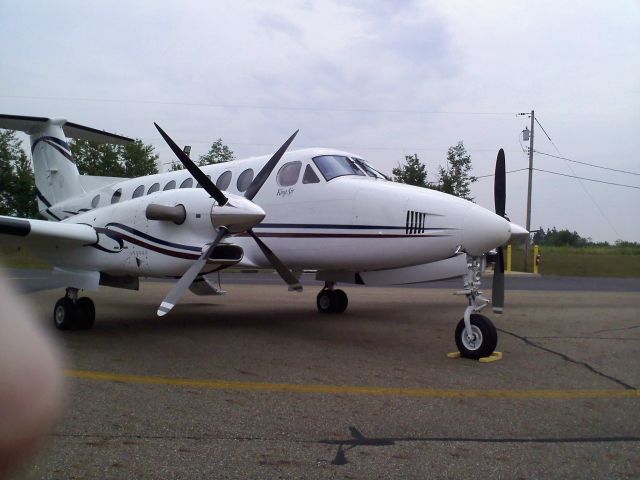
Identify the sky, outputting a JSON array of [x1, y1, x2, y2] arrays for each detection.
[[1, 0, 638, 242]]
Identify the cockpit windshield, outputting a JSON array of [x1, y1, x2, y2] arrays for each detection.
[[352, 158, 388, 180], [312, 155, 366, 181]]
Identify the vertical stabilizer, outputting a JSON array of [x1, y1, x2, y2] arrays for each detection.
[[30, 118, 84, 207]]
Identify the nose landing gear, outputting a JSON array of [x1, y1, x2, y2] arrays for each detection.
[[454, 257, 498, 359], [53, 288, 96, 330], [317, 282, 348, 314]]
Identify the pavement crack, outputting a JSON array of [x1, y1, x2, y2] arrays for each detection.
[[594, 324, 640, 334], [526, 336, 640, 342], [51, 429, 640, 468], [497, 328, 636, 390], [50, 431, 640, 445]]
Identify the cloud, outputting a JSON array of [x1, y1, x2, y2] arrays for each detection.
[[0, 0, 638, 241]]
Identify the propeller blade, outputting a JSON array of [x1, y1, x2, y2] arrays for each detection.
[[492, 246, 505, 314], [494, 148, 506, 218], [248, 229, 302, 291], [157, 228, 227, 316], [244, 130, 299, 201], [154, 123, 228, 206]]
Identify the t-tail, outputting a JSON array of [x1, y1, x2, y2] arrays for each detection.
[[0, 114, 132, 219]]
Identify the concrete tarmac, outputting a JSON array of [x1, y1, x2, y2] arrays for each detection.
[[12, 281, 640, 479]]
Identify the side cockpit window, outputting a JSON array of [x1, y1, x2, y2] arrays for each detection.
[[302, 164, 320, 184], [276, 161, 302, 187], [312, 155, 365, 181]]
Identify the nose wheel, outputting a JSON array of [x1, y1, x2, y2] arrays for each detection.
[[455, 314, 497, 359], [53, 288, 96, 330], [317, 284, 348, 314]]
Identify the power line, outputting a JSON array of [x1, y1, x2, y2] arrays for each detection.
[[534, 117, 561, 153], [534, 115, 622, 239], [535, 150, 640, 176], [1, 95, 516, 116], [146, 138, 521, 154], [476, 168, 529, 179], [533, 167, 640, 190]]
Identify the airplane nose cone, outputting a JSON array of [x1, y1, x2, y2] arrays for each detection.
[[461, 204, 511, 256]]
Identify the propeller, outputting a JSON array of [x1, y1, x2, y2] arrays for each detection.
[[244, 130, 298, 201], [492, 148, 506, 313], [248, 230, 302, 291], [154, 123, 228, 206], [153, 124, 301, 316], [157, 228, 227, 316]]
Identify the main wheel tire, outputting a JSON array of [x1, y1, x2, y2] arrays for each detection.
[[76, 297, 96, 330], [53, 297, 78, 330], [317, 289, 335, 313], [332, 289, 348, 314], [454, 314, 497, 359]]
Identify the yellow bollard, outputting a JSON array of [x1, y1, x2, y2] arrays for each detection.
[[506, 244, 512, 273], [533, 245, 540, 275]]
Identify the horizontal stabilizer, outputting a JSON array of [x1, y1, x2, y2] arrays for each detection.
[[0, 114, 133, 145]]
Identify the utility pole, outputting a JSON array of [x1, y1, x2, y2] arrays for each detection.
[[518, 110, 534, 271]]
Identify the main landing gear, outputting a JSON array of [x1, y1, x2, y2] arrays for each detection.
[[454, 257, 498, 359], [53, 288, 95, 330], [317, 282, 348, 314]]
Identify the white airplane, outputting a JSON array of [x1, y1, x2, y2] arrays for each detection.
[[0, 114, 527, 359]]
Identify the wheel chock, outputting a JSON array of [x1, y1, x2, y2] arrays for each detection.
[[446, 351, 503, 362], [479, 351, 503, 363]]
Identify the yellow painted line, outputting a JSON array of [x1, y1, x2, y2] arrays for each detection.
[[64, 369, 640, 400]]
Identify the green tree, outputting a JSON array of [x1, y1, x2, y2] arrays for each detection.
[[170, 138, 235, 170], [435, 141, 476, 201], [198, 138, 235, 166], [72, 138, 158, 177], [0, 130, 37, 217], [9, 149, 37, 217], [72, 139, 125, 176], [392, 153, 429, 188], [535, 227, 588, 247], [120, 139, 158, 177], [0, 130, 17, 215]]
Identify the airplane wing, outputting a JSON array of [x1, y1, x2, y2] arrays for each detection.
[[0, 215, 97, 248]]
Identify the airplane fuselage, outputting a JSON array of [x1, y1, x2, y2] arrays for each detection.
[[39, 148, 510, 278]]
